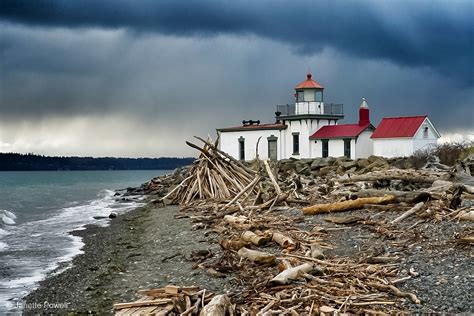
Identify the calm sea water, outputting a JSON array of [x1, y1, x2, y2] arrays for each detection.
[[0, 170, 170, 312]]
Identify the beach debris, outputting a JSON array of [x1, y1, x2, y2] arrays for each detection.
[[114, 286, 226, 315], [122, 140, 473, 314], [302, 195, 395, 215]]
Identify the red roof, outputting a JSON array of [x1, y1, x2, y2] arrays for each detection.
[[217, 123, 287, 132], [371, 116, 427, 139], [295, 73, 324, 89], [310, 123, 371, 139]]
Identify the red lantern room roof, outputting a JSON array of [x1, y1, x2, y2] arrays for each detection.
[[295, 73, 324, 90]]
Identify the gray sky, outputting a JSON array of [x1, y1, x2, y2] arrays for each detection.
[[0, 0, 473, 157]]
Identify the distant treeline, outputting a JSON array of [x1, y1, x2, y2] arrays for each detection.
[[0, 153, 195, 171]]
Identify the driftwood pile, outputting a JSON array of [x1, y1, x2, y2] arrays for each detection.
[[114, 285, 233, 315], [126, 139, 473, 315], [161, 137, 258, 205]]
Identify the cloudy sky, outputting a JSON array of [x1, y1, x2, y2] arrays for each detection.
[[0, 0, 473, 157]]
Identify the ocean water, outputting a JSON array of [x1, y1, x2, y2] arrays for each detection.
[[0, 170, 170, 312]]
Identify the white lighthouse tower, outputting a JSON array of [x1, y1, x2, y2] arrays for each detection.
[[275, 73, 344, 158]]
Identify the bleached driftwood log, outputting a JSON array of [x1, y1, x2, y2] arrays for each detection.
[[272, 232, 296, 249], [303, 195, 395, 215], [223, 215, 250, 229], [241, 231, 268, 246], [263, 159, 281, 194], [219, 238, 248, 251], [221, 176, 261, 210], [268, 263, 316, 286], [391, 202, 424, 224], [237, 247, 276, 265], [200, 294, 231, 316], [459, 211, 474, 221]]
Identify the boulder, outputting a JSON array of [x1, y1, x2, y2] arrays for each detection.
[[368, 155, 385, 163], [341, 160, 357, 169], [319, 166, 338, 176], [310, 158, 329, 170], [356, 159, 370, 168]]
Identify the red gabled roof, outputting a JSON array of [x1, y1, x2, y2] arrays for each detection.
[[295, 73, 324, 89], [310, 123, 371, 139], [371, 116, 427, 139], [217, 123, 287, 132]]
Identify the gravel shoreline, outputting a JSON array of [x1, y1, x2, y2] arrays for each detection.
[[19, 198, 474, 314], [22, 203, 229, 314]]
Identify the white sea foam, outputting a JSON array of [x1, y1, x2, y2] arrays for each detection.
[[3, 210, 17, 220], [1, 214, 15, 225], [0, 189, 144, 312], [0, 241, 8, 251]]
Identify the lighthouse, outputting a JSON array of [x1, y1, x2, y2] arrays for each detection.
[[294, 73, 325, 115]]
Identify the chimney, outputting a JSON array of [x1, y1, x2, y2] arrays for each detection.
[[359, 98, 370, 126]]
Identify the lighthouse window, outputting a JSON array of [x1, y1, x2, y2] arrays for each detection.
[[315, 91, 323, 102], [423, 127, 429, 138], [238, 137, 245, 161], [297, 91, 304, 102], [292, 132, 300, 155]]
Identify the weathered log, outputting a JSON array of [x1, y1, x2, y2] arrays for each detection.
[[219, 238, 248, 251], [302, 195, 395, 215], [391, 202, 424, 224], [268, 263, 316, 286], [459, 211, 474, 221], [272, 232, 297, 249], [368, 282, 420, 304], [241, 231, 269, 246], [194, 136, 257, 175], [223, 215, 250, 229], [455, 236, 474, 244], [113, 299, 173, 310], [237, 247, 276, 265], [263, 159, 281, 194], [221, 176, 261, 210], [355, 189, 433, 203], [200, 294, 231, 316]]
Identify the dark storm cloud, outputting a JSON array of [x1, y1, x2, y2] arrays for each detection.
[[1, 0, 473, 85]]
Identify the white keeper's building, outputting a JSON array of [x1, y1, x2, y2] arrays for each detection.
[[217, 73, 440, 160]]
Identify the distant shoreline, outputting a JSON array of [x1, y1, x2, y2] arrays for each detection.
[[0, 153, 194, 171]]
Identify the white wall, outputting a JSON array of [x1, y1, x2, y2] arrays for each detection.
[[373, 138, 413, 157], [355, 130, 374, 158], [219, 129, 283, 160], [312, 138, 354, 158], [281, 119, 330, 159], [219, 118, 339, 160], [412, 119, 439, 152]]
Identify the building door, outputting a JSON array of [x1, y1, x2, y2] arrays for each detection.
[[343, 139, 351, 158], [267, 135, 278, 160], [322, 139, 329, 158]]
